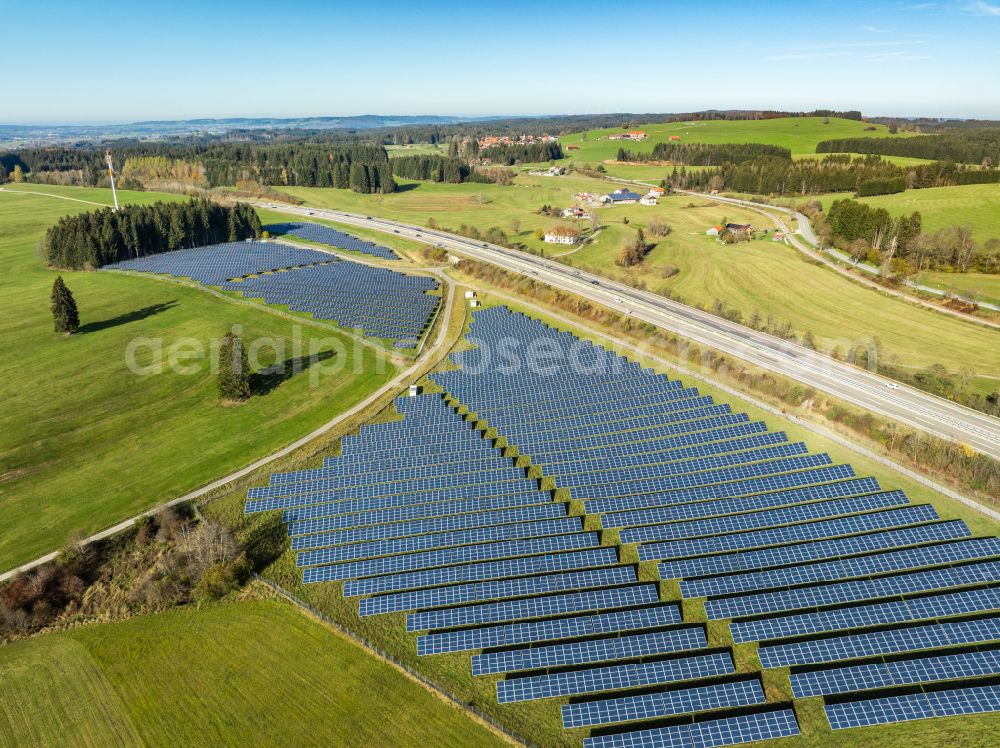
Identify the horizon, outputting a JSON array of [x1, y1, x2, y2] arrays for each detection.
[[3, 0, 1000, 122]]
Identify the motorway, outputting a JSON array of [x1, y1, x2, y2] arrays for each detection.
[[252, 200, 1000, 460]]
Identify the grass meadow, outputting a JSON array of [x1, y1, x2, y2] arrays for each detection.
[[0, 598, 504, 747], [0, 186, 396, 571]]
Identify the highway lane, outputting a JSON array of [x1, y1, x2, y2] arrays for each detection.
[[252, 200, 1000, 459]]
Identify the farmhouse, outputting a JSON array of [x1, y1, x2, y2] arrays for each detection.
[[608, 130, 648, 141], [602, 188, 642, 205], [561, 206, 591, 219], [544, 225, 579, 245], [669, 135, 681, 141], [649, 186, 666, 195], [706, 225, 721, 236], [726, 222, 755, 235], [639, 195, 658, 206]]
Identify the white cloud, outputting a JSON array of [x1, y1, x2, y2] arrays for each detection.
[[968, 1, 1000, 15]]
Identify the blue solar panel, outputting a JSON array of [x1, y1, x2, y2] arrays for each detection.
[[641, 504, 940, 563], [303, 532, 599, 581], [659, 521, 971, 580], [791, 647, 1000, 697], [624, 491, 909, 546], [361, 565, 636, 616], [583, 709, 800, 748], [418, 604, 681, 655], [471, 626, 708, 676], [759, 615, 1000, 668], [732, 584, 1000, 644], [342, 546, 621, 596], [685, 537, 1000, 598], [495, 650, 734, 703], [563, 678, 766, 728], [826, 684, 1000, 729], [407, 583, 659, 631], [708, 560, 1000, 620], [107, 240, 435, 340], [265, 222, 400, 259]]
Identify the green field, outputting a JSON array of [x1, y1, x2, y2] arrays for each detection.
[[278, 180, 1000, 393], [386, 143, 449, 158], [915, 271, 1000, 306], [817, 183, 1000, 243], [556, 117, 912, 182], [560, 116, 906, 161], [0, 186, 396, 571], [0, 599, 504, 747], [560, 194, 1000, 390]]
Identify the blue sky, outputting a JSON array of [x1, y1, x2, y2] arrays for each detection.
[[2, 0, 999, 122]]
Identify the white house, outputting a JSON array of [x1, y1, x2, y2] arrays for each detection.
[[544, 226, 579, 245], [639, 195, 658, 206]]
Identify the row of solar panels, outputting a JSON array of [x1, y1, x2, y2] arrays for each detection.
[[426, 307, 1000, 739], [105, 240, 437, 341], [265, 222, 400, 260], [245, 305, 999, 746]]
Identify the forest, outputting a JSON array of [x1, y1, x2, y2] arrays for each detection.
[[44, 199, 261, 269], [676, 154, 1000, 196], [816, 128, 1000, 165], [618, 142, 791, 165], [811, 198, 999, 274], [0, 143, 396, 193], [478, 142, 563, 165]]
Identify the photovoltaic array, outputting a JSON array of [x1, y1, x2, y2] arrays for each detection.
[[104, 240, 438, 340], [244, 305, 1000, 745], [265, 222, 400, 260]]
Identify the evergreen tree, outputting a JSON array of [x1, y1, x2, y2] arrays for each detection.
[[217, 332, 251, 401], [50, 276, 80, 334]]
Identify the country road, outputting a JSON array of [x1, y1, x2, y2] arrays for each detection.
[[252, 200, 1000, 460]]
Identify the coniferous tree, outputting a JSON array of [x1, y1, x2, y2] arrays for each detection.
[[51, 276, 80, 334], [217, 332, 251, 401]]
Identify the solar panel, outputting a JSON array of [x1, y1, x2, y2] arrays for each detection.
[[758, 613, 1000, 669], [495, 650, 735, 703], [406, 583, 659, 632], [583, 708, 800, 748], [361, 565, 636, 616], [562, 678, 766, 728], [707, 560, 1000, 620], [685, 537, 1000, 599], [732, 585, 1000, 644], [826, 684, 1000, 729], [418, 604, 681, 655], [471, 626, 708, 676], [791, 647, 1000, 697], [343, 546, 621, 596]]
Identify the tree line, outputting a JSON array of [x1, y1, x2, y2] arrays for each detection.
[[808, 198, 999, 274], [479, 142, 563, 165], [390, 155, 508, 185], [681, 154, 1000, 197], [816, 128, 1000, 166], [1, 143, 397, 193], [44, 199, 261, 269], [618, 142, 791, 165]]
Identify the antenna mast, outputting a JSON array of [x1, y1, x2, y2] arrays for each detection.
[[105, 149, 120, 211]]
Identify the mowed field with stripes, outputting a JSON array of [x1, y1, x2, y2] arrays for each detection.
[[214, 304, 1000, 748]]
